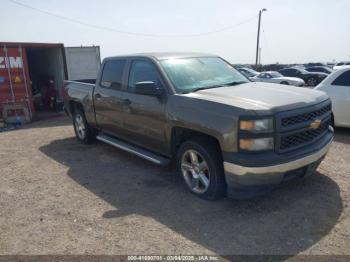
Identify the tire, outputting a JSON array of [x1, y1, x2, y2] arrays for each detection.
[[177, 137, 227, 200], [307, 77, 318, 86], [280, 81, 289, 85], [72, 109, 96, 144], [331, 113, 335, 128]]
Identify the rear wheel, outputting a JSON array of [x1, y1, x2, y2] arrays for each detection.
[[307, 77, 318, 86], [177, 138, 227, 200], [73, 109, 96, 144]]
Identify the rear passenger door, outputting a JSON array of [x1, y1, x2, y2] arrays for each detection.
[[121, 59, 168, 154], [94, 59, 127, 136]]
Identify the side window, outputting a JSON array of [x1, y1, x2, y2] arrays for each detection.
[[332, 71, 350, 86], [100, 60, 126, 89], [281, 69, 292, 76], [243, 70, 253, 77], [258, 73, 265, 78], [128, 60, 161, 92], [291, 69, 298, 75], [266, 74, 272, 78]]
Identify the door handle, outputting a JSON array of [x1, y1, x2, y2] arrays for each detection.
[[122, 99, 132, 105], [95, 93, 102, 99]]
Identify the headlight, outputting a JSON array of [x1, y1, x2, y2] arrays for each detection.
[[240, 119, 273, 132], [240, 137, 274, 151]]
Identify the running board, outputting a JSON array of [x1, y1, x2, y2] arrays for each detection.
[[96, 134, 170, 166]]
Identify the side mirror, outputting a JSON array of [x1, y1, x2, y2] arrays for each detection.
[[134, 81, 163, 96]]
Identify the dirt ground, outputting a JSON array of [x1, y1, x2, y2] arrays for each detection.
[[0, 116, 349, 256]]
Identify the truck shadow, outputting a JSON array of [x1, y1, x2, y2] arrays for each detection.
[[40, 138, 343, 256], [334, 127, 350, 145], [22, 115, 71, 130]]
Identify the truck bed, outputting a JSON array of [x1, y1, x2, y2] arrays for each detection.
[[64, 80, 96, 125]]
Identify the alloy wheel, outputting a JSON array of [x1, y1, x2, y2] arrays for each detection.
[[181, 150, 210, 194], [74, 114, 86, 140]]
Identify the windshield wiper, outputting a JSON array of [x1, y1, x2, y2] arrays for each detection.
[[221, 81, 246, 86], [181, 87, 217, 94], [190, 87, 218, 93], [183, 81, 246, 94]]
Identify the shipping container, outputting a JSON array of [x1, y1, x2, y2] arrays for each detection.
[[0, 42, 100, 123]]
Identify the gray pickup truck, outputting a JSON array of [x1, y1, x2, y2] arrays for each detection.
[[64, 53, 334, 200]]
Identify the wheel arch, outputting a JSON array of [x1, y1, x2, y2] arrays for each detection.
[[69, 100, 84, 115], [170, 127, 223, 158]]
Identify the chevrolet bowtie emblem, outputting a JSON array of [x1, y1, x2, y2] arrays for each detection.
[[310, 119, 322, 130]]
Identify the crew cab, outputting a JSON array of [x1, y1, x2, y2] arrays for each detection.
[[64, 53, 334, 200]]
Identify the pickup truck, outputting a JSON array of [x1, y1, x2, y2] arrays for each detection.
[[64, 53, 334, 200]]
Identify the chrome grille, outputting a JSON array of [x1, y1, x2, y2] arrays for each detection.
[[278, 101, 332, 152], [281, 104, 331, 127], [280, 118, 332, 151]]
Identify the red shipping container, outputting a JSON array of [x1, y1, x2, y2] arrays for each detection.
[[0, 44, 34, 120], [0, 42, 100, 122]]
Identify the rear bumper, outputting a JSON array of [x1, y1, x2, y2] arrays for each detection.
[[224, 137, 333, 188]]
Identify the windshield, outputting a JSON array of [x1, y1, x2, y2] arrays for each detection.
[[243, 68, 259, 76], [297, 68, 309, 74], [270, 72, 283, 78], [160, 57, 249, 93]]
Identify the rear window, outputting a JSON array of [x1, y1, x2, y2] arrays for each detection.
[[100, 60, 126, 89], [332, 71, 350, 86]]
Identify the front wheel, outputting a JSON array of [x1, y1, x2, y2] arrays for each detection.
[[177, 138, 227, 200], [73, 109, 96, 144], [280, 81, 289, 85]]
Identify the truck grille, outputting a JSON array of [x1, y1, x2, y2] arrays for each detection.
[[280, 118, 332, 151], [277, 101, 332, 152], [281, 104, 331, 128]]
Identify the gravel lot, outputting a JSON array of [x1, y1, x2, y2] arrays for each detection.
[[0, 116, 349, 256]]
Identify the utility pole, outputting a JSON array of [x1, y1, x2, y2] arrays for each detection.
[[259, 47, 262, 66], [255, 8, 267, 70]]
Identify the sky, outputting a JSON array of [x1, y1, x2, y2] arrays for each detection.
[[1, 0, 350, 64]]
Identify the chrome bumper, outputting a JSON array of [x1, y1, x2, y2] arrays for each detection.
[[224, 139, 333, 187]]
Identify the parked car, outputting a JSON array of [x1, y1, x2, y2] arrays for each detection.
[[278, 67, 328, 86], [305, 62, 327, 68], [64, 53, 334, 200], [306, 66, 333, 74], [251, 71, 305, 86], [315, 66, 350, 128], [333, 62, 350, 71], [237, 67, 259, 78]]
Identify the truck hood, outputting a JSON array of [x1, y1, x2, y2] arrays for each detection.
[[183, 82, 329, 111]]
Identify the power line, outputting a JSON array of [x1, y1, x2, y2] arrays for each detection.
[[8, 0, 257, 38]]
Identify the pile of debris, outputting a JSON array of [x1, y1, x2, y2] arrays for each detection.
[[0, 117, 23, 133]]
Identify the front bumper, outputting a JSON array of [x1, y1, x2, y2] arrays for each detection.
[[224, 138, 333, 188]]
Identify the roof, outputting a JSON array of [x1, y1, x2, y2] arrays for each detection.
[[0, 42, 64, 48], [107, 52, 217, 61]]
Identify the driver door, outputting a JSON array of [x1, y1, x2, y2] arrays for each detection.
[[120, 59, 168, 154], [258, 73, 268, 82]]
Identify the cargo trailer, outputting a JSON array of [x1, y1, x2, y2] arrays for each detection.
[[0, 42, 100, 123]]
